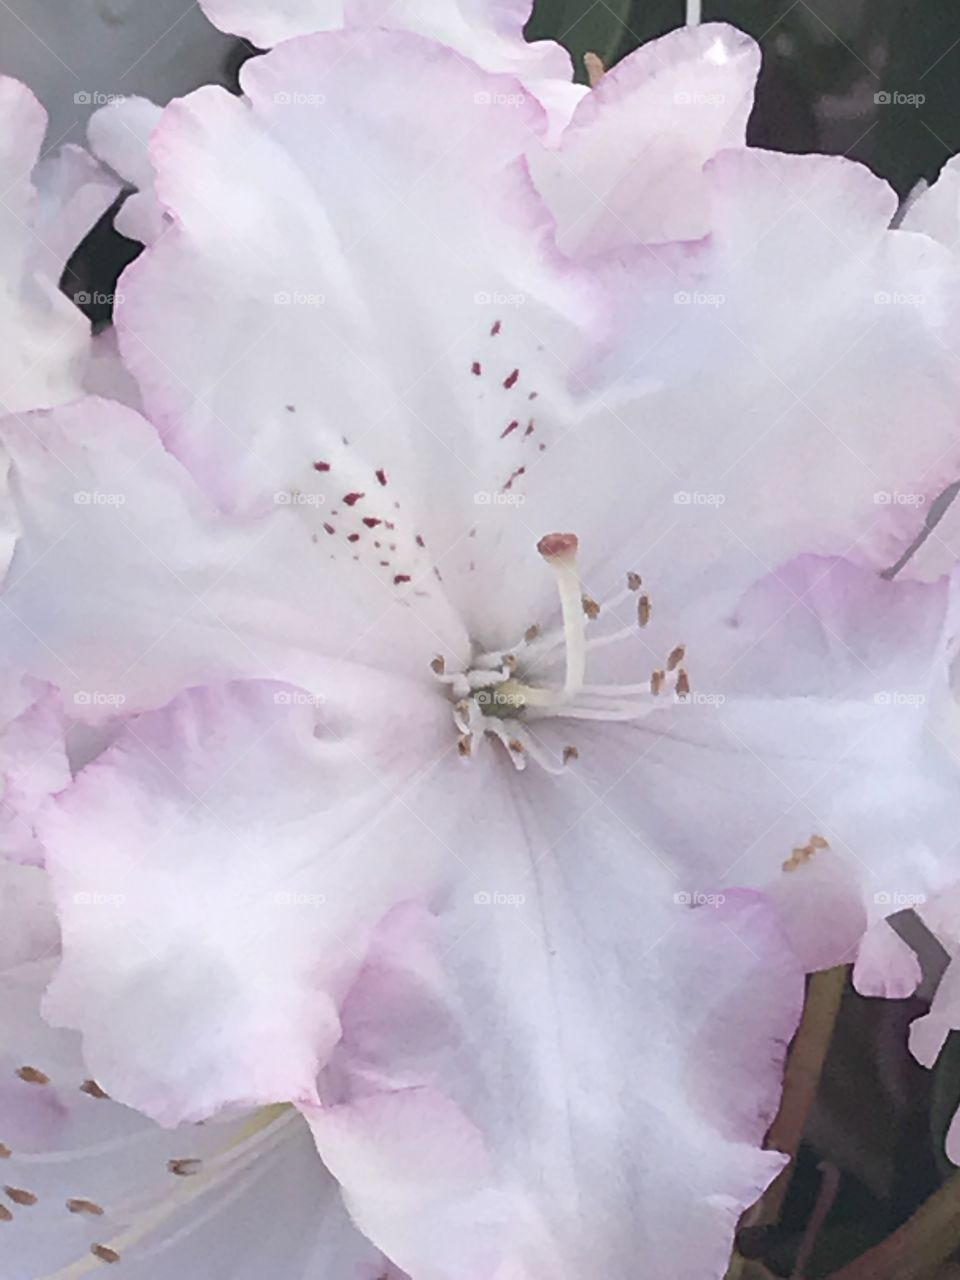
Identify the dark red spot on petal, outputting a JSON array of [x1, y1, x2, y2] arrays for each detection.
[[343, 493, 364, 506], [313, 461, 330, 472], [500, 420, 519, 438], [375, 469, 387, 486], [347, 533, 360, 543], [490, 320, 501, 336], [323, 522, 335, 535], [415, 535, 425, 547], [503, 369, 519, 390], [394, 574, 411, 585], [362, 517, 382, 529], [524, 420, 535, 437], [471, 361, 482, 376]]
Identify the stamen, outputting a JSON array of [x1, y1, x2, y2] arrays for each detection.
[[433, 537, 691, 772], [537, 533, 586, 699]]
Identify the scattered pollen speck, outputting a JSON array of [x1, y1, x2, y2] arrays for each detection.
[[91, 1245, 121, 1264]]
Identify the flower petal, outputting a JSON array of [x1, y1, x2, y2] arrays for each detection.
[[303, 875, 800, 1280], [0, 966, 390, 1276], [0, 675, 69, 866], [569, 555, 960, 975], [0, 77, 113, 415], [87, 97, 167, 245], [39, 678, 453, 1125], [0, 398, 468, 716], [116, 30, 597, 538], [198, 0, 572, 90], [577, 148, 960, 592], [531, 23, 761, 254]]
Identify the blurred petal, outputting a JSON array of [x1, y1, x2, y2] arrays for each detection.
[[0, 674, 69, 865], [0, 0, 233, 145]]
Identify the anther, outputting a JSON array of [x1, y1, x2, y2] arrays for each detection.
[[676, 670, 691, 698], [430, 656, 445, 675], [457, 736, 472, 758], [81, 1080, 109, 1099], [0, 1205, 10, 1223], [15, 1066, 49, 1085], [582, 595, 600, 620], [637, 595, 651, 627], [627, 572, 642, 591], [5, 1186, 37, 1206], [0, 1145, 10, 1159], [168, 1158, 202, 1177], [666, 646, 685, 672], [524, 624, 540, 643], [563, 746, 579, 764], [651, 671, 665, 695]]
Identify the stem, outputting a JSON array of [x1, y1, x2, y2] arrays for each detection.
[[748, 966, 848, 1228], [828, 1172, 960, 1279]]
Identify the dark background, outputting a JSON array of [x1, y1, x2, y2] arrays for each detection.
[[528, 0, 960, 196]]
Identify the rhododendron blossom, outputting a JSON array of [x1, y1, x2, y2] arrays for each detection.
[[2, 11, 960, 1280]]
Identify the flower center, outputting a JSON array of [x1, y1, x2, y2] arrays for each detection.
[[431, 532, 691, 772]]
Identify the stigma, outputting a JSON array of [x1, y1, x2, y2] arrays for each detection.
[[432, 532, 692, 772]]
